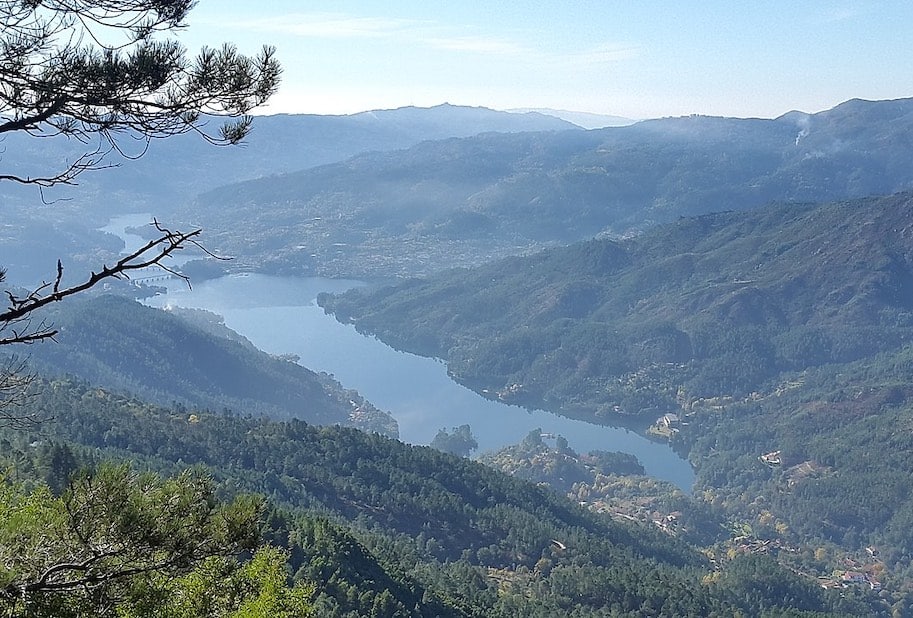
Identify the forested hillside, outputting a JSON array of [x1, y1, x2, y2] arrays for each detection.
[[16, 295, 397, 435], [185, 97, 913, 277], [321, 191, 913, 419], [1, 378, 873, 616], [319, 191, 913, 595]]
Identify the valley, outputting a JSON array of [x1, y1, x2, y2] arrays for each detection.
[[142, 270, 695, 490], [9, 3, 913, 615], [7, 94, 913, 614]]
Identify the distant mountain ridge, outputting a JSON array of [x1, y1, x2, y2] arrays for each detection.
[[0, 103, 577, 218], [183, 97, 913, 278], [508, 107, 637, 128]]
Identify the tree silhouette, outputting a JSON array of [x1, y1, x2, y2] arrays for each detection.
[[0, 0, 280, 421]]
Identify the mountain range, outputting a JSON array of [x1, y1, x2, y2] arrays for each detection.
[[0, 104, 577, 219], [181, 97, 913, 278], [0, 104, 576, 287], [10, 96, 913, 614], [10, 97, 913, 283]]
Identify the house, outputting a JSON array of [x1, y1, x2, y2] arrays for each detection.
[[840, 571, 866, 585]]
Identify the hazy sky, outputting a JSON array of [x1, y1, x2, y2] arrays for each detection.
[[178, 1, 913, 120]]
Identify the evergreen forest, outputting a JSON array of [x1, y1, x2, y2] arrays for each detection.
[[6, 2, 913, 616]]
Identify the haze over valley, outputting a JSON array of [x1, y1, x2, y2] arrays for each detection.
[[8, 2, 913, 615], [7, 95, 913, 614]]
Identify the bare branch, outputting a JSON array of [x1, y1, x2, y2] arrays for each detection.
[[0, 329, 58, 345], [0, 157, 116, 187], [0, 97, 67, 134], [0, 221, 204, 346], [0, 356, 43, 428]]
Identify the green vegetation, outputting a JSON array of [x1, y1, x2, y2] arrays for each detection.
[[0, 464, 316, 617], [20, 294, 397, 436], [684, 346, 913, 578], [318, 191, 913, 608], [0, 378, 861, 616]]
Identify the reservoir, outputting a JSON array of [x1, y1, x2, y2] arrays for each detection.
[[148, 274, 695, 490], [113, 214, 695, 490]]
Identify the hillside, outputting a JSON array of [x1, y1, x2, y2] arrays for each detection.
[[320, 191, 913, 417], [318, 190, 913, 584], [16, 295, 397, 435], [0, 104, 576, 220], [0, 378, 864, 617], [183, 97, 913, 278]]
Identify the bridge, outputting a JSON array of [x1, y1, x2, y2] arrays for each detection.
[[130, 267, 176, 285]]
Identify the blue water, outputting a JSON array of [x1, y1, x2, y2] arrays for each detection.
[[102, 212, 694, 489], [147, 273, 695, 490]]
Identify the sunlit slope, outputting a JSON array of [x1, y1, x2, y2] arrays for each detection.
[[189, 97, 913, 277]]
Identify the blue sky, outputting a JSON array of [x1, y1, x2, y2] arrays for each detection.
[[178, 1, 913, 119]]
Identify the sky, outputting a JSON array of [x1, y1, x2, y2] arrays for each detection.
[[177, 1, 913, 121]]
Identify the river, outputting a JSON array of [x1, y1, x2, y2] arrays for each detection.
[[110, 214, 695, 490]]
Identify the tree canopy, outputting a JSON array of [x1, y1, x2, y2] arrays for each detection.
[[0, 0, 280, 187], [0, 464, 263, 615], [0, 0, 280, 358], [0, 3, 290, 615]]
